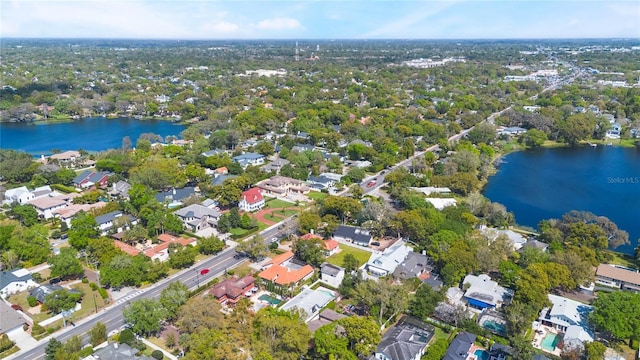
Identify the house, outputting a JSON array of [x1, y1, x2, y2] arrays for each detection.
[[299, 233, 339, 256], [443, 331, 476, 360], [522, 239, 549, 253], [0, 269, 38, 299], [3, 186, 35, 205], [307, 309, 347, 333], [233, 152, 265, 168], [425, 198, 457, 210], [367, 241, 411, 277], [94, 211, 137, 235], [462, 274, 513, 310], [0, 301, 29, 335], [29, 284, 64, 303], [595, 264, 640, 292], [83, 342, 154, 360], [307, 174, 337, 190], [174, 204, 220, 232], [239, 187, 265, 212], [55, 202, 108, 227], [143, 234, 198, 262], [320, 263, 345, 288], [605, 122, 622, 139], [409, 187, 452, 196], [497, 126, 527, 136], [487, 343, 514, 360], [48, 150, 81, 166], [280, 285, 335, 322], [393, 251, 433, 280], [256, 176, 310, 197], [539, 295, 594, 350], [211, 174, 237, 186], [209, 275, 256, 305], [200, 198, 219, 209], [258, 251, 314, 289], [260, 158, 291, 174], [28, 193, 79, 219], [333, 225, 373, 247], [113, 240, 142, 257], [155, 186, 198, 208], [370, 316, 435, 360], [109, 181, 131, 198], [72, 171, 111, 189], [480, 226, 528, 251], [291, 143, 315, 153]]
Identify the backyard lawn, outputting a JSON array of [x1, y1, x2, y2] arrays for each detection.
[[326, 244, 372, 268], [307, 191, 328, 201]]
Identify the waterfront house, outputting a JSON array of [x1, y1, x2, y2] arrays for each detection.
[[239, 187, 265, 212], [48, 150, 82, 167], [595, 264, 640, 292]]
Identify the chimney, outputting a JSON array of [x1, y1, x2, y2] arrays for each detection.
[[172, 188, 176, 195], [310, 229, 314, 235]]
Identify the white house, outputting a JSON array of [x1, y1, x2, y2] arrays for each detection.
[[367, 241, 411, 278], [238, 188, 265, 212], [462, 274, 513, 311], [3, 186, 35, 205], [538, 295, 594, 350], [320, 263, 345, 288], [94, 211, 138, 235], [28, 193, 79, 219], [0, 269, 38, 299], [233, 152, 265, 168]]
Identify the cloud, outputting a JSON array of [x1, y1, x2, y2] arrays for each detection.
[[256, 17, 303, 31], [360, 1, 460, 38], [202, 21, 240, 35]]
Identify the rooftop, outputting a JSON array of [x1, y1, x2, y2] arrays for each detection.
[[596, 264, 640, 285]]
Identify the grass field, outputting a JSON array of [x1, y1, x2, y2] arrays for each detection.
[[326, 244, 372, 268], [307, 192, 328, 201]]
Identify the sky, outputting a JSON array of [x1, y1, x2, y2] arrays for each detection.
[[1, 0, 639, 40]]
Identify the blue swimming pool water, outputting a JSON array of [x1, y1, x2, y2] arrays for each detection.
[[541, 333, 561, 352], [474, 349, 489, 360], [482, 319, 507, 334]]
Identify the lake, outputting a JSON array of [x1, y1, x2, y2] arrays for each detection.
[[484, 146, 640, 255], [0, 117, 186, 155]]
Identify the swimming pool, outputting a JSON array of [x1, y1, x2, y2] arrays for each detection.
[[258, 294, 281, 305], [482, 319, 507, 334], [474, 349, 489, 360], [541, 332, 561, 352]]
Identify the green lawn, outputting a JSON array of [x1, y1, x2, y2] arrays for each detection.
[[431, 327, 451, 344], [326, 244, 372, 268], [264, 198, 296, 209], [307, 192, 328, 201]]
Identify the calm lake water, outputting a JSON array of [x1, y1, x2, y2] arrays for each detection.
[[0, 117, 186, 154], [484, 146, 640, 255]]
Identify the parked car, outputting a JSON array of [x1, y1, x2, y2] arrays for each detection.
[[366, 181, 376, 188], [11, 304, 23, 311], [371, 241, 381, 246], [49, 278, 62, 285]]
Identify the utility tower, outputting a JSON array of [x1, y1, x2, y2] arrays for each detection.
[[295, 41, 300, 61]]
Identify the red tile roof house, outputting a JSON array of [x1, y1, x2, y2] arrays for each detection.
[[239, 187, 265, 212], [209, 275, 256, 306], [258, 251, 314, 291], [143, 234, 198, 262], [299, 233, 339, 257]]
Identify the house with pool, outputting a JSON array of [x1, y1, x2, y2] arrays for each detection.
[[535, 294, 594, 354], [461, 274, 513, 311]]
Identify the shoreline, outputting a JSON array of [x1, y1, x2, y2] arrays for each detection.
[[0, 115, 184, 125]]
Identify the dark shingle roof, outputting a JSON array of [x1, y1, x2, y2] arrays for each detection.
[[375, 316, 434, 360], [333, 225, 372, 246], [443, 331, 476, 360]]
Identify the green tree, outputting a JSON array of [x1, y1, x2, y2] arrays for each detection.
[[342, 253, 360, 272], [123, 298, 167, 337], [45, 338, 63, 360], [237, 235, 267, 260], [589, 291, 640, 341], [198, 235, 224, 255], [344, 167, 366, 183], [68, 212, 99, 250], [297, 211, 321, 235], [160, 281, 189, 322], [409, 284, 444, 320], [168, 244, 196, 269], [10, 205, 38, 227], [423, 338, 449, 360], [43, 289, 82, 314], [49, 247, 84, 279], [584, 341, 606, 360], [89, 322, 107, 346], [294, 237, 325, 267], [520, 129, 547, 148], [0, 149, 37, 183], [252, 308, 311, 360]]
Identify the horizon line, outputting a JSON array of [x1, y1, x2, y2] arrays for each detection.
[[3, 37, 640, 42]]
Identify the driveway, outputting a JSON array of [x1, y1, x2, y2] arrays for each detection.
[[6, 327, 38, 350]]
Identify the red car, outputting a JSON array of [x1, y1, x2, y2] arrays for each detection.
[[366, 181, 376, 188], [11, 304, 23, 311], [200, 269, 210, 275]]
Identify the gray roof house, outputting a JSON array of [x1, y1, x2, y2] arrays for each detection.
[[0, 301, 28, 335], [261, 157, 290, 173], [29, 284, 64, 303], [85, 342, 153, 360], [0, 269, 38, 299], [211, 174, 237, 186], [174, 204, 221, 232], [109, 181, 132, 198], [369, 316, 435, 360], [462, 274, 513, 310], [232, 152, 265, 168], [155, 187, 198, 208], [307, 175, 337, 190], [94, 211, 137, 235], [333, 225, 373, 247], [393, 251, 433, 280], [443, 331, 476, 360]]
